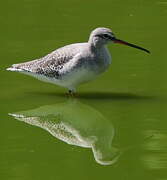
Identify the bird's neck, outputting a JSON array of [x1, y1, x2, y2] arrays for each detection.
[[88, 37, 106, 49], [89, 42, 107, 52]]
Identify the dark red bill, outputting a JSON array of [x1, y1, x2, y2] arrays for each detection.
[[113, 38, 150, 54]]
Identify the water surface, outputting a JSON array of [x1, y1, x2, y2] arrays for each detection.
[[1, 0, 167, 179]]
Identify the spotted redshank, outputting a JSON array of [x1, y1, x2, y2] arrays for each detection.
[[7, 27, 150, 94]]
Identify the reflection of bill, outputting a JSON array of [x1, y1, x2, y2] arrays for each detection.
[[9, 99, 120, 165]]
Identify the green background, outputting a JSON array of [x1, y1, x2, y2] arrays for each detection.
[[0, 0, 167, 179]]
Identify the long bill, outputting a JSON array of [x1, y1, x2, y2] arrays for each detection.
[[113, 38, 150, 54]]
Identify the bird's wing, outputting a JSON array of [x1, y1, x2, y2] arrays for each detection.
[[31, 48, 76, 78], [11, 43, 84, 77]]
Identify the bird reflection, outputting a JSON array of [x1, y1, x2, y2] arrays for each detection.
[[9, 99, 120, 165]]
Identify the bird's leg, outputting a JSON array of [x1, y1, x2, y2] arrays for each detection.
[[67, 88, 76, 97], [68, 90, 75, 97]]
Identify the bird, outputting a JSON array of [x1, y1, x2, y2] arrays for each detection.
[[7, 27, 150, 94]]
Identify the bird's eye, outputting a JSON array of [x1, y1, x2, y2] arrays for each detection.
[[103, 34, 110, 38]]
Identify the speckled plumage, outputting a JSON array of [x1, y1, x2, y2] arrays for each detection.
[[7, 27, 114, 92]]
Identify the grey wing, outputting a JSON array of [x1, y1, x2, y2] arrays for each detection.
[[31, 52, 74, 78]]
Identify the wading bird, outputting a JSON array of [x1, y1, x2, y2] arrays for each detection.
[[7, 27, 150, 94]]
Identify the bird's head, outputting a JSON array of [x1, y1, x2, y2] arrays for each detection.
[[89, 27, 150, 53], [89, 27, 115, 46]]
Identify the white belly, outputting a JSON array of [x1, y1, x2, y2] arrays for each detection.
[[20, 67, 98, 90], [59, 67, 99, 88]]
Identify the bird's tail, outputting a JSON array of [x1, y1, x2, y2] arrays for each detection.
[[6, 64, 25, 72]]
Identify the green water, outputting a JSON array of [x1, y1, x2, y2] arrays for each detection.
[[1, 0, 167, 179]]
